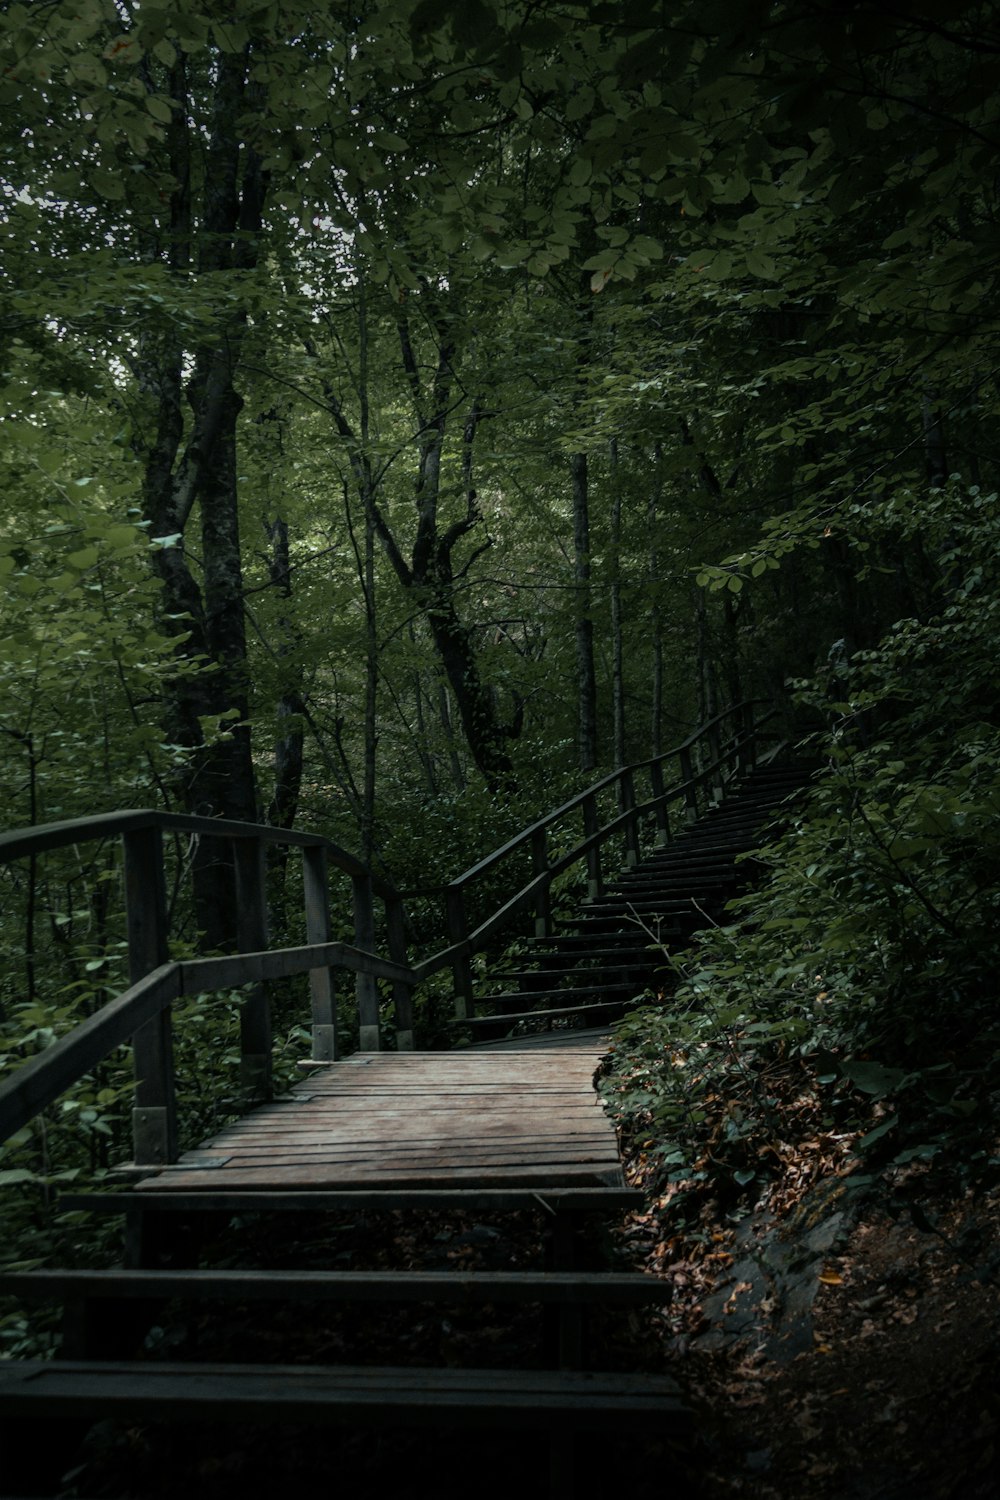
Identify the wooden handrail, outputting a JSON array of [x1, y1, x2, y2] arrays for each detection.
[[0, 809, 400, 904], [0, 699, 777, 1164], [418, 700, 775, 1012], [0, 809, 414, 1164], [0, 940, 416, 1152], [447, 700, 767, 893]]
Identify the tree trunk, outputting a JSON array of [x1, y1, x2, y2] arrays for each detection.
[[136, 47, 268, 951], [609, 438, 625, 768], [571, 451, 599, 773], [649, 443, 664, 757]]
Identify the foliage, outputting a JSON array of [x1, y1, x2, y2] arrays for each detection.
[[605, 483, 1000, 1218]]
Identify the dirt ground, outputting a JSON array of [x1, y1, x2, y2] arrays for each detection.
[[615, 1183, 1000, 1499]]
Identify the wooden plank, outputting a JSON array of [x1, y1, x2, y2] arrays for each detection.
[[201, 1127, 611, 1146], [189, 1150, 616, 1173], [182, 1128, 614, 1152], [0, 1268, 672, 1305], [0, 1359, 686, 1428], [141, 1164, 625, 1189], [60, 1187, 641, 1213], [204, 1111, 610, 1131], [166, 1142, 620, 1168]]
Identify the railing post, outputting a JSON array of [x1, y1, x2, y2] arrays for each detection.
[[445, 884, 474, 1021], [123, 825, 177, 1165], [352, 872, 381, 1051], [620, 769, 639, 868], [302, 845, 338, 1062], [708, 719, 724, 803], [532, 827, 551, 938], [738, 699, 756, 775], [385, 894, 415, 1051], [234, 836, 272, 1100], [582, 793, 602, 901], [650, 759, 671, 847], [679, 746, 698, 823]]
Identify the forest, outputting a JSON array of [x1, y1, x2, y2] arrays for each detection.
[[0, 2, 999, 1484]]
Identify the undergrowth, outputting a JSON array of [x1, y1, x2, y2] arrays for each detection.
[[603, 487, 1000, 1233]]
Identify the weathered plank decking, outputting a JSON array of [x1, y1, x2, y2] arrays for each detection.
[[138, 1032, 622, 1193]]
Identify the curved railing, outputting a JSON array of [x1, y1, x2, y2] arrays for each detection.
[[0, 810, 414, 1166], [410, 699, 778, 1011], [0, 699, 778, 1167]]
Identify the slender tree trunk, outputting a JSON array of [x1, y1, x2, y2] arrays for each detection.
[[438, 681, 466, 791], [922, 389, 947, 489], [410, 647, 439, 797], [608, 438, 625, 768], [571, 451, 598, 773]]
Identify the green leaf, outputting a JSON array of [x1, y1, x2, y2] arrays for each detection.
[[841, 1061, 907, 1097], [0, 1169, 36, 1187], [856, 1114, 898, 1150], [152, 37, 177, 68], [146, 94, 173, 124]]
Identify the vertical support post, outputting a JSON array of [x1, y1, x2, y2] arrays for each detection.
[[303, 844, 338, 1062], [650, 758, 671, 846], [352, 871, 381, 1051], [738, 699, 756, 775], [233, 837, 271, 1100], [385, 894, 415, 1051], [123, 825, 177, 1166], [532, 826, 551, 938], [707, 718, 723, 804], [620, 768, 639, 868], [582, 793, 602, 901], [679, 746, 698, 823], [445, 883, 474, 1021]]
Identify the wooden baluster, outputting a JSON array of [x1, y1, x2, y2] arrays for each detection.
[[679, 746, 698, 823], [303, 844, 338, 1062], [708, 719, 724, 802], [234, 837, 272, 1100], [582, 793, 602, 901], [385, 894, 415, 1051], [352, 871, 381, 1051], [620, 768, 639, 868], [532, 827, 551, 938], [739, 699, 756, 775], [445, 884, 473, 1021], [650, 758, 671, 846], [123, 826, 177, 1166]]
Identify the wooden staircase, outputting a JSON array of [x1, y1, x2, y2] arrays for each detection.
[[0, 701, 808, 1498], [0, 1180, 687, 1498], [459, 760, 813, 1041]]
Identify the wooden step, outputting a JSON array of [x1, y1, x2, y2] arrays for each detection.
[[0, 1267, 672, 1308], [525, 932, 679, 950], [0, 1357, 687, 1429], [515, 946, 659, 963], [478, 982, 640, 1012], [456, 1000, 637, 1031], [60, 1186, 642, 1214]]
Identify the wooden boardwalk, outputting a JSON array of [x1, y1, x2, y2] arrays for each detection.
[[139, 1032, 623, 1194]]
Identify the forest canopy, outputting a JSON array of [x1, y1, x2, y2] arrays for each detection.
[[3, 0, 995, 862]]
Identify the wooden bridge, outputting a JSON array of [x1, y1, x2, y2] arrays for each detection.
[[0, 701, 810, 1497]]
